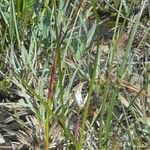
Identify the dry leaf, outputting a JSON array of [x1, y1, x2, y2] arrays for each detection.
[[73, 82, 88, 109]]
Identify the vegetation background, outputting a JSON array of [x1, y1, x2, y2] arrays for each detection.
[[0, 0, 150, 149]]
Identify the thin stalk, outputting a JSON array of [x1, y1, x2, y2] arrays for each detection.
[[103, 90, 118, 148], [53, 0, 65, 125], [110, 1, 123, 65], [44, 50, 57, 150], [44, 2, 59, 148], [99, 80, 110, 149], [78, 0, 100, 148]]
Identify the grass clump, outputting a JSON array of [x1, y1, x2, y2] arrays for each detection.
[[0, 0, 150, 149]]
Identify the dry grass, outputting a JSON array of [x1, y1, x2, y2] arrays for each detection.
[[0, 0, 150, 149]]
